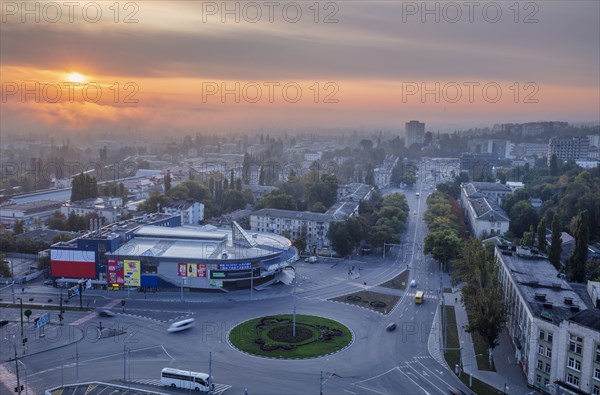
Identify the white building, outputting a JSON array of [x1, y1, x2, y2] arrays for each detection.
[[250, 209, 333, 250], [496, 246, 600, 395], [61, 197, 127, 224], [0, 200, 62, 227], [460, 183, 510, 237], [163, 199, 204, 225]]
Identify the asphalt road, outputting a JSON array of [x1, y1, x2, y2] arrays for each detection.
[[3, 167, 473, 395]]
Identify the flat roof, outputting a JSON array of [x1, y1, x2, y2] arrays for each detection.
[[252, 208, 332, 222], [496, 246, 586, 325], [109, 225, 292, 262]]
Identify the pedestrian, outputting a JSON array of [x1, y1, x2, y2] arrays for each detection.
[[244, 388, 248, 395], [455, 297, 457, 303]]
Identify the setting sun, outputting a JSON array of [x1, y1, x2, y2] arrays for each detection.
[[67, 72, 85, 83]]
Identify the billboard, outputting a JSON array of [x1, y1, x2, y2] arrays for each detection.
[[107, 259, 124, 286], [178, 263, 207, 278], [124, 259, 140, 286]]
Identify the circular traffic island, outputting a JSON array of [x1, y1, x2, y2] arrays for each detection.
[[229, 314, 352, 359]]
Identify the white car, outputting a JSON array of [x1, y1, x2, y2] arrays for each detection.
[[167, 318, 195, 333], [410, 280, 417, 287]]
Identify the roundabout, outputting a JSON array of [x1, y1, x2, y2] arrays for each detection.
[[228, 314, 353, 359]]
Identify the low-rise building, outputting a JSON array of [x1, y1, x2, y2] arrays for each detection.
[[0, 200, 62, 227], [460, 183, 510, 237], [61, 196, 127, 224]]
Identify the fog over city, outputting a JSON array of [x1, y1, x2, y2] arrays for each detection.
[[1, 2, 599, 395]]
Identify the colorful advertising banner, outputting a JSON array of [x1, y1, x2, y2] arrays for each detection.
[[178, 263, 207, 277], [107, 259, 124, 287], [178, 263, 187, 277], [124, 259, 140, 286]]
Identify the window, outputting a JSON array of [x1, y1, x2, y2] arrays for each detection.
[[566, 373, 580, 388], [544, 378, 549, 386], [547, 332, 553, 343], [539, 330, 545, 340], [595, 368, 600, 381], [596, 344, 600, 363], [594, 386, 600, 395], [537, 360, 544, 370], [545, 363, 551, 374], [536, 374, 541, 384], [569, 334, 583, 355], [546, 348, 552, 358], [538, 345, 545, 355], [567, 358, 581, 372]]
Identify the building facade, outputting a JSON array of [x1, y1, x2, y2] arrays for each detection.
[[405, 120, 425, 148], [495, 246, 600, 395], [163, 199, 204, 225], [460, 183, 511, 237], [548, 137, 591, 164]]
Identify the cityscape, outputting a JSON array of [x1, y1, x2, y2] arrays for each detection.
[[1, 2, 599, 395]]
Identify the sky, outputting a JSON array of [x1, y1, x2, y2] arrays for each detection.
[[1, 0, 599, 136]]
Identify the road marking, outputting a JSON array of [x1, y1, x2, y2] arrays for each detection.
[[405, 362, 447, 394], [344, 390, 357, 394], [403, 371, 431, 395]]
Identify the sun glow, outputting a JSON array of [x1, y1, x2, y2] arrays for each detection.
[[67, 72, 85, 83]]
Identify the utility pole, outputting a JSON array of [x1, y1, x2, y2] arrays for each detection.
[[18, 297, 23, 338], [123, 344, 127, 382], [75, 341, 79, 382], [208, 351, 213, 395], [11, 342, 22, 395], [250, 268, 253, 301]]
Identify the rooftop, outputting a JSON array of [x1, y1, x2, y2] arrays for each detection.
[[568, 309, 600, 332], [496, 246, 586, 325], [470, 182, 512, 192], [108, 224, 291, 262], [252, 208, 333, 222], [469, 196, 509, 221], [0, 199, 61, 213]]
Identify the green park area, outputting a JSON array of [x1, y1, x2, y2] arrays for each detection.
[[229, 314, 352, 359]]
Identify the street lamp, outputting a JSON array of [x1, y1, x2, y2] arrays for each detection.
[[17, 297, 23, 338], [469, 352, 485, 388], [4, 337, 22, 395]]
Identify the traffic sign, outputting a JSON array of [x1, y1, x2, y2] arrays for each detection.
[[32, 313, 50, 329]]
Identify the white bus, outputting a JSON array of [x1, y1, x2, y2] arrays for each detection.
[[160, 367, 214, 391]]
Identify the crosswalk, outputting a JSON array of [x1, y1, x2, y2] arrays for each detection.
[[405, 291, 439, 301], [130, 379, 231, 394]]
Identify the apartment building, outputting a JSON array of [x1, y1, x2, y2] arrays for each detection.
[[495, 246, 600, 395], [460, 183, 511, 237], [548, 137, 591, 164]]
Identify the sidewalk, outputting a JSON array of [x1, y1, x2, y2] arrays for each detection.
[[444, 291, 532, 395]]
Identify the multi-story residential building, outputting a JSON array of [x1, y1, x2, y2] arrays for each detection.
[[468, 139, 511, 158], [250, 209, 333, 250], [405, 120, 425, 148], [548, 137, 591, 164], [61, 197, 127, 224], [162, 199, 204, 225], [460, 183, 511, 237], [512, 143, 550, 159], [460, 153, 512, 179], [495, 246, 600, 395]]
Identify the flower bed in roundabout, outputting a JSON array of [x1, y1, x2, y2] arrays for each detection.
[[228, 314, 352, 359]]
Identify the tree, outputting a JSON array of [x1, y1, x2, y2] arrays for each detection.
[[0, 256, 11, 277], [222, 189, 247, 213], [328, 222, 354, 257], [568, 210, 589, 283], [164, 171, 172, 192], [454, 239, 507, 361], [549, 215, 562, 271], [537, 217, 547, 253], [424, 229, 462, 271], [549, 154, 559, 176], [521, 225, 535, 247], [254, 189, 297, 211], [509, 200, 538, 238], [47, 212, 66, 230], [13, 220, 24, 235], [24, 309, 32, 323]]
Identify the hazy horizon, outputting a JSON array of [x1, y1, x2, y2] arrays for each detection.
[[1, 1, 599, 135]]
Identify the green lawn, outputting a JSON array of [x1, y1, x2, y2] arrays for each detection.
[[229, 314, 352, 359], [465, 309, 496, 371], [444, 306, 503, 395], [330, 290, 400, 314]]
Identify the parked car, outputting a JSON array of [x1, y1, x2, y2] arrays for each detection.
[[360, 246, 372, 256], [304, 256, 318, 263], [43, 280, 54, 286], [386, 322, 397, 331]]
